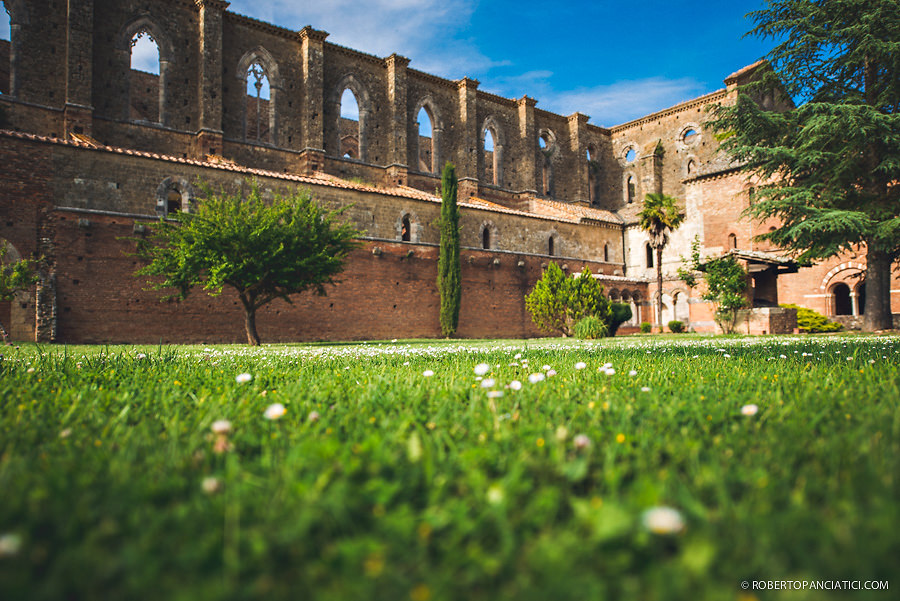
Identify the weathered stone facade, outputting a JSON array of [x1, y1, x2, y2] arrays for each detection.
[[0, 0, 896, 342]]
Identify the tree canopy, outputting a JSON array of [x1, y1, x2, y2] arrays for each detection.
[[709, 0, 900, 330], [135, 181, 361, 345]]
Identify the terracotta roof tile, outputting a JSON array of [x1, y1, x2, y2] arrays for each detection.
[[0, 129, 621, 226]]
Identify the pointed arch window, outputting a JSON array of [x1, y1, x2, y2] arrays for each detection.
[[645, 243, 654, 268], [482, 226, 491, 250], [416, 106, 434, 172], [115, 17, 174, 127], [128, 30, 163, 124], [539, 132, 553, 197], [548, 236, 555, 256], [340, 88, 360, 159], [246, 61, 272, 143], [728, 233, 737, 249], [236, 48, 280, 146], [627, 176, 636, 204], [604, 243, 609, 262], [481, 118, 503, 187], [483, 128, 497, 185]]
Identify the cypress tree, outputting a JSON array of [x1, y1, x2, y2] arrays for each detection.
[[438, 162, 461, 337]]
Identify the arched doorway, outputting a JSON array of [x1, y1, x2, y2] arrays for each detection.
[[0, 238, 31, 341], [831, 282, 851, 315]]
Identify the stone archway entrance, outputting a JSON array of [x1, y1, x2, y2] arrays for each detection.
[[0, 238, 32, 342], [832, 282, 852, 315]]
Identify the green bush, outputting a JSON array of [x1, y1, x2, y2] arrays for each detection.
[[780, 304, 843, 333], [573, 315, 608, 339], [640, 321, 652, 334], [525, 265, 611, 336], [668, 320, 685, 333], [608, 302, 633, 337]]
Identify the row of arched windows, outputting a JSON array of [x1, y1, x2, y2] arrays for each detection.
[[0, 7, 621, 206], [111, 14, 610, 195]]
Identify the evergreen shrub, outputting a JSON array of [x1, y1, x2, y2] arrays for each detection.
[[780, 304, 843, 333], [573, 316, 608, 340], [668, 320, 685, 333]]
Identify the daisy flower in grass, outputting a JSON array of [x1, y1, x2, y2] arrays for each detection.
[[642, 506, 685, 535], [264, 403, 286, 420]]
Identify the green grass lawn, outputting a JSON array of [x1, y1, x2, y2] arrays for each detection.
[[1, 335, 898, 600]]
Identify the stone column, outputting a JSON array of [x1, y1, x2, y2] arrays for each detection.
[[568, 112, 590, 204], [299, 26, 328, 174], [64, 0, 94, 136], [456, 77, 479, 199], [850, 292, 859, 316], [194, 0, 229, 157], [385, 53, 410, 186], [517, 96, 537, 195]]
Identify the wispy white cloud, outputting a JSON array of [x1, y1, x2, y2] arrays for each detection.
[[478, 71, 708, 127], [536, 77, 709, 127], [228, 0, 500, 79]]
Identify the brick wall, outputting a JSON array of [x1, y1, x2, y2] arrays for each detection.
[[50, 210, 618, 344], [0, 136, 53, 340]]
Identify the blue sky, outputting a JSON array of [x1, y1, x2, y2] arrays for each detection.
[[1, 1, 775, 126]]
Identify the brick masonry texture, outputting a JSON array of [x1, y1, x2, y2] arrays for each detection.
[[0, 0, 896, 342]]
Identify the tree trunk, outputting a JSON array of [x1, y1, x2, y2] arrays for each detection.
[[656, 246, 664, 329], [863, 245, 894, 331], [237, 292, 261, 346], [244, 308, 261, 346]]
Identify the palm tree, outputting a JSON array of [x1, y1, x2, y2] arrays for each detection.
[[638, 193, 685, 330]]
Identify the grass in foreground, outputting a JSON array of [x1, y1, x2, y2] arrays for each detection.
[[0, 335, 898, 600]]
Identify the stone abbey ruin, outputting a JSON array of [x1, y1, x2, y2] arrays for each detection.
[[0, 0, 896, 342]]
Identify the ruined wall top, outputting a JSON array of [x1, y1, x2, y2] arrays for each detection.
[[0, 0, 763, 211]]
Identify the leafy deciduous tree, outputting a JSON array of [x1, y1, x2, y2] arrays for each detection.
[[679, 238, 750, 334], [438, 163, 461, 337], [135, 181, 361, 346], [710, 0, 900, 331], [638, 192, 685, 329]]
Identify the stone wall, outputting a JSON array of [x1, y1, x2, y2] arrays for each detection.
[[0, 0, 629, 208]]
